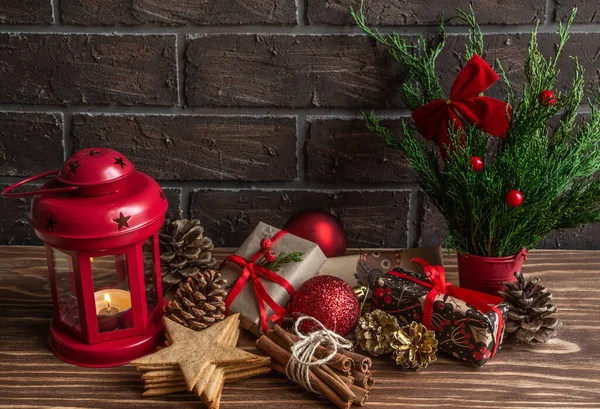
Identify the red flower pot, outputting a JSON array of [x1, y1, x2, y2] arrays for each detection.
[[457, 249, 527, 295]]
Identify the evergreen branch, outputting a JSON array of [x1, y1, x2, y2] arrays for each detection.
[[262, 251, 304, 271], [452, 5, 484, 59]]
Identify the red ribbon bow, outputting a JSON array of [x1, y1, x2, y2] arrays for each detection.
[[411, 54, 512, 159], [222, 230, 296, 333], [387, 257, 505, 357]]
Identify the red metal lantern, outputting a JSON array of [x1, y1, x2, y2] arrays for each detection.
[[2, 148, 167, 367]]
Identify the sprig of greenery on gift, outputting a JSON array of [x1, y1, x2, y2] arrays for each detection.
[[261, 251, 304, 271], [352, 4, 600, 257]]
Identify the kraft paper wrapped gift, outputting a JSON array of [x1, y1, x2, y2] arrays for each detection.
[[219, 222, 327, 336]]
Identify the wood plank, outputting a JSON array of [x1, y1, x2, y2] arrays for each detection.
[[0, 246, 599, 408]]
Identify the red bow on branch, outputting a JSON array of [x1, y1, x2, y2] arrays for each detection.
[[387, 257, 505, 357], [222, 230, 296, 333], [411, 54, 512, 159]]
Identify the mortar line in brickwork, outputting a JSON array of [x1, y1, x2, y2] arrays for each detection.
[[2, 23, 600, 36], [62, 112, 73, 160], [296, 0, 308, 25], [175, 33, 186, 107], [0, 104, 412, 117], [170, 181, 422, 191], [296, 113, 307, 183], [50, 0, 60, 25], [407, 188, 421, 248]]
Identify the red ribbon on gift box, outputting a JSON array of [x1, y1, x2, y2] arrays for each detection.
[[387, 257, 505, 356], [222, 230, 296, 333], [411, 54, 512, 159]]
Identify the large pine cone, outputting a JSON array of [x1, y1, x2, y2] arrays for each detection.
[[159, 219, 217, 286], [499, 272, 561, 344], [164, 270, 227, 331]]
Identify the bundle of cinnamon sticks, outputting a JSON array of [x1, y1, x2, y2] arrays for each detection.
[[256, 325, 373, 409]]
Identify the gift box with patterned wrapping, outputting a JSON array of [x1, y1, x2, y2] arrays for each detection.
[[369, 259, 508, 366]]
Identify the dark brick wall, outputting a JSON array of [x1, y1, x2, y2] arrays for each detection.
[[1, 0, 599, 249]]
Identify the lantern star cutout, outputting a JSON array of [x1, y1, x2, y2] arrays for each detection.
[[68, 160, 80, 174], [88, 150, 101, 156], [113, 212, 131, 230], [45, 214, 57, 231], [132, 314, 267, 392], [113, 156, 127, 169], [160, 190, 165, 200]]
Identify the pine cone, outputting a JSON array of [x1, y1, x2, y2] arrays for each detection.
[[164, 270, 227, 331], [390, 322, 438, 371], [355, 309, 400, 356], [159, 219, 217, 286], [499, 272, 561, 344]]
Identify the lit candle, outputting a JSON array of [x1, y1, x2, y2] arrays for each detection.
[[98, 293, 119, 315], [94, 289, 132, 316]]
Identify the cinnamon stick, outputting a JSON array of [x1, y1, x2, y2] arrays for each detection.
[[256, 336, 352, 409], [351, 369, 373, 390], [350, 385, 369, 406], [341, 350, 372, 373], [265, 330, 356, 403], [276, 326, 353, 373]]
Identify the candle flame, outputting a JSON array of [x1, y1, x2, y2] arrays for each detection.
[[90, 257, 94, 262], [104, 293, 111, 308]]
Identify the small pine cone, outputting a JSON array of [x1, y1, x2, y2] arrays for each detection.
[[164, 269, 227, 331], [159, 219, 217, 287], [499, 272, 561, 344], [390, 321, 438, 371], [355, 309, 401, 356]]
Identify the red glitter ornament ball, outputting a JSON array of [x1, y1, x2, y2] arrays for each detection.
[[506, 189, 524, 208], [538, 90, 557, 107], [283, 210, 346, 257], [470, 156, 484, 172], [288, 275, 360, 336]]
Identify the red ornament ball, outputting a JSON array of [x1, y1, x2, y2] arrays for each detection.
[[288, 275, 360, 336], [283, 210, 346, 257], [506, 190, 524, 208], [538, 90, 557, 107], [470, 156, 484, 172]]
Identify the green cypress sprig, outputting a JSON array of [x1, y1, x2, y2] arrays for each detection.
[[354, 5, 600, 257], [261, 251, 304, 271]]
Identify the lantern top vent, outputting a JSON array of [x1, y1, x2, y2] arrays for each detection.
[[57, 148, 134, 186]]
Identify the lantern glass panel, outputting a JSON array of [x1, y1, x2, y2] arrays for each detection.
[[142, 236, 158, 316], [52, 248, 81, 331], [91, 254, 133, 333]]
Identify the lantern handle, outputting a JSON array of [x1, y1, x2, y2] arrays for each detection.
[[1, 170, 79, 198]]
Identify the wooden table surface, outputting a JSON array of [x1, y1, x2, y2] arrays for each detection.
[[1, 246, 600, 409]]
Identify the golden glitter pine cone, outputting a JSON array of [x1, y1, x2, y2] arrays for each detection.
[[164, 269, 227, 331], [355, 309, 401, 356], [499, 272, 560, 344], [390, 321, 438, 371], [159, 218, 217, 285]]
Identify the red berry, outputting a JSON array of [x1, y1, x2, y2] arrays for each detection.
[[260, 238, 273, 250], [480, 346, 487, 353], [464, 334, 471, 339], [384, 295, 393, 304], [468, 344, 475, 350], [437, 303, 444, 310], [374, 288, 384, 298], [414, 313, 421, 320], [265, 251, 277, 263], [459, 322, 465, 328], [506, 189, 524, 208], [473, 352, 482, 361], [538, 90, 557, 107], [445, 320, 450, 325], [470, 156, 484, 172], [385, 288, 392, 294], [460, 329, 466, 335]]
